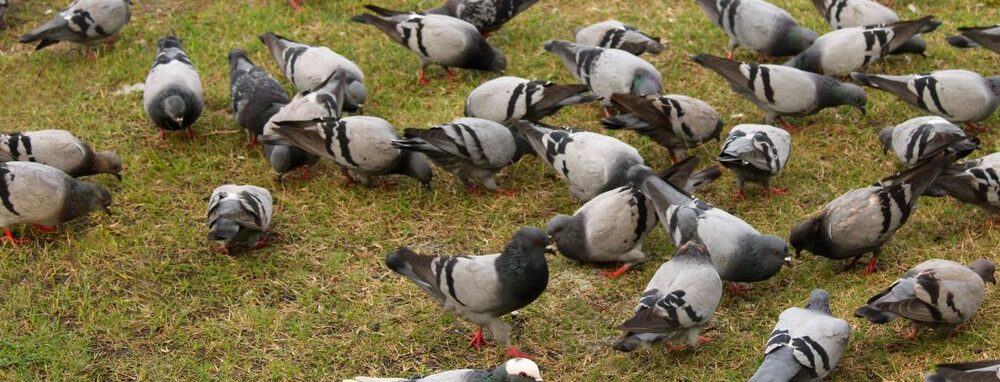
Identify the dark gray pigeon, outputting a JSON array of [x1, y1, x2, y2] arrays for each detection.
[[880, 116, 979, 168], [785, 17, 940, 76], [464, 76, 598, 125], [926, 360, 1000, 382], [343, 358, 543, 382], [748, 289, 851, 382], [0, 130, 121, 179], [929, 152, 1000, 222], [812, 0, 933, 56], [696, 0, 817, 58], [259, 32, 367, 113], [143, 33, 203, 139], [717, 124, 792, 199], [692, 54, 866, 130], [614, 241, 723, 352], [602, 93, 724, 162], [351, 6, 506, 86], [18, 0, 130, 55], [543, 40, 663, 112], [0, 161, 112, 244], [385, 226, 550, 358], [855, 258, 995, 339], [207, 184, 273, 253], [790, 153, 954, 274], [513, 121, 644, 201], [851, 70, 1000, 132], [574, 20, 666, 56], [947, 26, 1000, 55], [425, 0, 541, 35]]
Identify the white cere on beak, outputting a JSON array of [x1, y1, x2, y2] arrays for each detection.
[[505, 358, 543, 381]]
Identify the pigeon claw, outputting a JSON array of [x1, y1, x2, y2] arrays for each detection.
[[727, 283, 750, 295], [601, 107, 613, 118], [288, 0, 303, 10], [726, 50, 734, 60], [2, 228, 28, 245], [301, 166, 312, 181], [494, 188, 516, 197], [666, 343, 688, 352], [247, 135, 259, 149], [902, 325, 919, 341], [505, 346, 531, 359], [697, 335, 713, 345], [186, 127, 198, 140], [780, 120, 801, 134], [465, 184, 482, 194], [964, 122, 988, 134], [948, 323, 969, 338], [418, 69, 430, 87], [444, 67, 456, 80], [732, 190, 748, 201], [467, 328, 490, 351], [768, 188, 788, 196], [32, 224, 57, 233], [602, 263, 633, 279], [863, 256, 878, 275]]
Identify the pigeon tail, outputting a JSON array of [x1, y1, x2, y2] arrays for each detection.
[[748, 347, 812, 382], [853, 305, 895, 324], [946, 35, 979, 48]]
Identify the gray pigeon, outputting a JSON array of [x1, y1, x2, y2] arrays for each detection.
[[574, 20, 666, 56], [513, 121, 644, 201], [543, 40, 663, 112], [790, 153, 953, 274], [18, 0, 130, 56], [748, 289, 851, 382], [926, 360, 1000, 382], [879, 116, 979, 168], [929, 152, 1000, 221], [391, 117, 527, 193], [0, 0, 9, 29], [426, 0, 541, 35], [343, 358, 543, 382], [602, 93, 724, 162], [717, 124, 792, 199], [0, 130, 121, 180], [0, 161, 112, 244], [628, 164, 791, 293], [143, 33, 204, 139], [696, 0, 817, 59], [385, 227, 550, 358], [785, 17, 940, 76], [207, 184, 273, 253], [351, 6, 506, 85], [947, 26, 1000, 55], [262, 69, 347, 143], [614, 241, 723, 352], [812, 0, 932, 55], [851, 70, 1000, 131], [855, 258, 995, 339], [692, 54, 866, 130], [464, 76, 598, 125], [259, 32, 367, 113]]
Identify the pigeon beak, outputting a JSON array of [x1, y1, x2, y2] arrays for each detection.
[[357, 105, 365, 115], [545, 238, 557, 255], [784, 256, 794, 268]]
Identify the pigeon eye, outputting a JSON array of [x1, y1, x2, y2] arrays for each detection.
[[519, 372, 528, 377]]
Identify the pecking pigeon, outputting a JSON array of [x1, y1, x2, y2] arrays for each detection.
[[0, 130, 121, 180], [0, 161, 112, 244], [717, 124, 792, 199], [18, 0, 130, 56], [926, 360, 1000, 382], [947, 26, 1000, 55], [696, 0, 817, 59], [929, 152, 1000, 222], [259, 32, 367, 112], [143, 33, 204, 139], [207, 185, 273, 252], [426, 0, 541, 36], [879, 116, 979, 168], [574, 20, 666, 56], [812, 0, 933, 55], [464, 76, 598, 125], [351, 6, 506, 86], [785, 17, 941, 76], [543, 40, 662, 112], [613, 241, 723, 352], [385, 227, 550, 358], [855, 258, 995, 339], [692, 53, 866, 130], [602, 93, 724, 162], [748, 289, 851, 382], [343, 358, 543, 382]]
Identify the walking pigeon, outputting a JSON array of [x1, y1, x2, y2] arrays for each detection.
[[0, 130, 121, 180], [785, 17, 941, 76], [601, 93, 724, 162], [18, 0, 130, 57], [143, 33, 204, 139], [855, 258, 995, 339], [543, 40, 662, 112], [879, 116, 979, 168], [385, 227, 550, 358], [926, 360, 1000, 382], [929, 152, 1000, 222], [343, 358, 543, 382], [574, 20, 666, 56], [696, 0, 818, 59], [812, 0, 934, 55], [351, 6, 506, 86], [0, 161, 112, 244], [748, 289, 851, 382], [717, 124, 792, 199], [947, 26, 1000, 55], [692, 54, 867, 130], [426, 0, 541, 36], [464, 76, 598, 124], [207, 184, 273, 253], [259, 32, 367, 113], [613, 241, 723, 352]]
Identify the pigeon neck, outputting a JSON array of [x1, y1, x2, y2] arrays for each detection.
[[496, 243, 549, 302], [62, 181, 104, 221], [552, 217, 587, 262]]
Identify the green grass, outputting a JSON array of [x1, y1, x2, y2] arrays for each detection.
[[0, 0, 999, 380]]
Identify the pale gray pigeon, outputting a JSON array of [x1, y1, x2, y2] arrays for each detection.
[[748, 289, 851, 382], [879, 116, 978, 168], [601, 93, 724, 162], [785, 17, 940, 75], [929, 152, 1000, 221], [207, 184, 273, 252], [262, 69, 347, 143], [343, 358, 542, 382], [143, 33, 204, 139], [574, 20, 666, 56], [947, 26, 1000, 55], [926, 360, 1000, 382], [717, 124, 791, 199], [385, 227, 550, 358], [851, 70, 1000, 131], [426, 0, 541, 35], [0, 130, 121, 180], [543, 40, 663, 111], [696, 0, 817, 58], [259, 32, 367, 112], [464, 76, 598, 124], [812, 0, 933, 55], [18, 0, 130, 55]]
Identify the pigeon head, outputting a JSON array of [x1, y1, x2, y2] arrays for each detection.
[[501, 358, 543, 382], [545, 214, 573, 236], [156, 33, 182, 51], [988, 76, 1000, 97], [259, 32, 293, 67], [228, 49, 254, 74], [878, 126, 894, 154], [805, 289, 832, 314], [970, 258, 997, 284], [627, 164, 656, 189], [400, 150, 433, 188], [750, 234, 792, 268], [675, 241, 711, 262], [775, 26, 818, 56], [546, 214, 584, 260], [827, 81, 867, 115], [789, 216, 823, 257], [93, 151, 123, 180], [69, 181, 113, 219], [631, 70, 663, 97], [506, 227, 551, 256], [163, 95, 188, 127], [345, 80, 368, 113]]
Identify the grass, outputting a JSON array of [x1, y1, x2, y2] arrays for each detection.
[[0, 0, 998, 380]]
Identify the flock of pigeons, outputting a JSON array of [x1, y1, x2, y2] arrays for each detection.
[[0, 0, 999, 380]]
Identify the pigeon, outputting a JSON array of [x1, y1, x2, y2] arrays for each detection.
[[513, 121, 644, 201], [391, 117, 527, 193], [879, 116, 979, 168], [259, 32, 367, 113], [18, 0, 131, 56], [206, 184, 273, 253], [692, 53, 867, 130], [854, 258, 995, 339], [785, 17, 941, 76], [929, 152, 1000, 222], [574, 20, 666, 56], [613, 241, 723, 352], [143, 33, 204, 140], [790, 153, 953, 274], [601, 93, 724, 162], [748, 289, 851, 382], [0, 130, 122, 180], [385, 226, 550, 357], [343, 358, 543, 382], [262, 69, 347, 141], [0, 161, 112, 244], [851, 70, 1000, 132], [717, 124, 792, 199], [351, 6, 506, 86], [464, 76, 598, 125], [425, 0, 541, 36], [811, 0, 933, 56], [696, 0, 818, 59], [543, 40, 663, 112], [947, 26, 1000, 55], [0, 0, 9, 29], [926, 360, 1000, 382]]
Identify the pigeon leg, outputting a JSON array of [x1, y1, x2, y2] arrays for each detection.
[[104, 34, 118, 48], [726, 50, 734, 60], [727, 282, 750, 295], [32, 224, 57, 233], [669, 151, 679, 164], [841, 256, 862, 272], [666, 343, 688, 352], [964, 122, 988, 133], [251, 236, 273, 250], [505, 346, 531, 359], [902, 324, 919, 341], [780, 119, 801, 133], [494, 188, 516, 197], [947, 323, 970, 338], [602, 106, 613, 118], [246, 133, 259, 148], [159, 128, 167, 140], [863, 255, 878, 275], [418, 67, 430, 87], [467, 328, 491, 351], [733, 182, 748, 201], [301, 165, 312, 180], [602, 263, 634, 279], [340, 168, 357, 186], [2, 228, 28, 245], [186, 127, 197, 140], [288, 0, 303, 10], [86, 49, 97, 60], [465, 184, 482, 194]]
